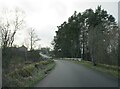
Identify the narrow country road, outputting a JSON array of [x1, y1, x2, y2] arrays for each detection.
[[35, 60, 118, 87]]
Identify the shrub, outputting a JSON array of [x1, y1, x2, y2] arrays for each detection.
[[40, 61, 49, 65], [27, 50, 42, 62], [18, 65, 35, 77], [2, 75, 21, 87]]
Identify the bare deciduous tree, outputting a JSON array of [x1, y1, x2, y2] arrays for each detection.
[[29, 28, 40, 50], [1, 8, 25, 48]]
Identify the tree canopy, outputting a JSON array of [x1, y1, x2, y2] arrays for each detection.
[[53, 6, 118, 65]]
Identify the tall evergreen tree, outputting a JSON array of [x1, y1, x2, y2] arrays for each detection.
[[53, 6, 118, 66]]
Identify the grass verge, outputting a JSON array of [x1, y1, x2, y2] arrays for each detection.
[[31, 61, 56, 87], [70, 60, 119, 79], [2, 60, 56, 87]]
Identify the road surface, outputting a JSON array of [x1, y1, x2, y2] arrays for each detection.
[[35, 60, 118, 87]]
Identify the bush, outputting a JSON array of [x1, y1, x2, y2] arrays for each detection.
[[2, 76, 20, 87], [8, 65, 35, 78], [47, 59, 54, 63], [40, 61, 49, 65], [27, 50, 42, 62]]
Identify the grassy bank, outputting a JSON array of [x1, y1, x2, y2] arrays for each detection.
[[65, 59, 119, 78], [3, 59, 56, 87]]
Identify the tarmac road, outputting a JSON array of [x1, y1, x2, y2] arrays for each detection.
[[35, 60, 118, 87]]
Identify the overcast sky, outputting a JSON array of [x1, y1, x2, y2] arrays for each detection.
[[0, 0, 119, 48]]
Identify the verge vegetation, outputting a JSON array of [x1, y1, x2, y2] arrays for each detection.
[[71, 60, 119, 78], [2, 60, 55, 87]]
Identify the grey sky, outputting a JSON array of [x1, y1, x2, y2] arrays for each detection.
[[0, 0, 119, 48]]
